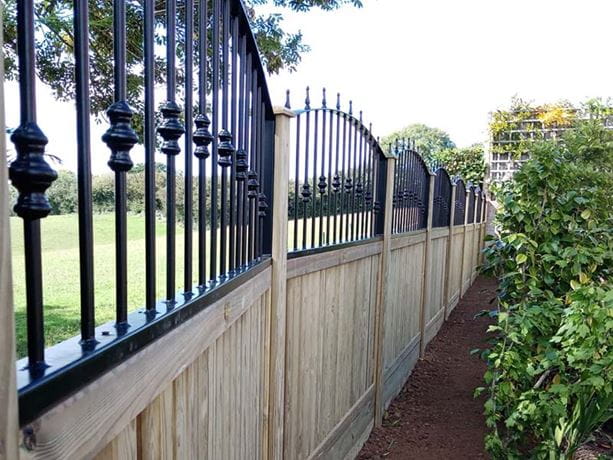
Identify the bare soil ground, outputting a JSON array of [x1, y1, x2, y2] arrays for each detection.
[[359, 276, 498, 460]]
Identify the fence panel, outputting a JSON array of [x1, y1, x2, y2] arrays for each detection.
[[288, 89, 387, 253], [454, 179, 467, 225], [432, 168, 452, 228]]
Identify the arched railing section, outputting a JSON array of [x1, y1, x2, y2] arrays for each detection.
[[287, 88, 389, 253], [467, 184, 476, 224], [432, 168, 453, 228], [391, 140, 430, 234], [10, 0, 274, 425], [454, 179, 467, 225]]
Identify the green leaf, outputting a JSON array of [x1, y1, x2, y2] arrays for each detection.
[[580, 209, 592, 219], [516, 254, 528, 264]]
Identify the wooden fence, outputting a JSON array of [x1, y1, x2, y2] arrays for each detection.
[[0, 106, 486, 460]]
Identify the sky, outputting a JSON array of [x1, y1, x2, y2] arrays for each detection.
[[4, 0, 613, 173]]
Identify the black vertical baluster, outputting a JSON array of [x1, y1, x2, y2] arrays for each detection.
[[356, 112, 364, 240], [318, 89, 327, 246], [158, 0, 184, 304], [194, 0, 213, 288], [235, 35, 248, 268], [210, 0, 220, 281], [312, 108, 318, 247], [294, 110, 300, 251], [73, 0, 96, 347], [247, 70, 259, 261], [103, 0, 138, 328], [218, 0, 232, 278], [391, 143, 398, 233], [326, 95, 333, 245], [229, 16, 239, 273], [345, 102, 354, 241], [350, 110, 358, 241], [144, 0, 156, 309], [184, 0, 194, 294], [332, 94, 341, 244], [340, 108, 348, 242], [257, 95, 268, 259], [9, 0, 58, 371], [365, 131, 373, 237], [301, 87, 311, 249], [402, 143, 410, 232], [407, 146, 414, 232], [241, 51, 252, 265]]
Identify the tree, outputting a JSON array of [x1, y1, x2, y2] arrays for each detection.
[[433, 144, 486, 185], [381, 124, 455, 161], [2, 0, 362, 134]]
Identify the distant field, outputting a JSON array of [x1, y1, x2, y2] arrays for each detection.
[[10, 212, 368, 358]]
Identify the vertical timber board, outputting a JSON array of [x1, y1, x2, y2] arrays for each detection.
[[268, 107, 293, 460], [0, 6, 19, 457], [95, 420, 137, 460], [374, 158, 395, 427], [419, 174, 436, 357], [443, 184, 456, 320]]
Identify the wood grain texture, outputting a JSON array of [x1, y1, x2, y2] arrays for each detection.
[[23, 268, 271, 459], [0, 10, 19, 458], [284, 255, 379, 459]]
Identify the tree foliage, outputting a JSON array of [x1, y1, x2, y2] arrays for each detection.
[[2, 0, 361, 132], [433, 144, 486, 185], [381, 123, 455, 161], [479, 119, 613, 458]]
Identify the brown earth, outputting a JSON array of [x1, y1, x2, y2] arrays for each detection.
[[359, 276, 498, 460]]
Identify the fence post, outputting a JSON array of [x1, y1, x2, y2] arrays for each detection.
[[472, 189, 480, 281], [267, 106, 293, 460], [373, 156, 395, 428], [443, 183, 456, 321], [0, 7, 19, 456], [459, 186, 470, 297], [418, 172, 436, 358]]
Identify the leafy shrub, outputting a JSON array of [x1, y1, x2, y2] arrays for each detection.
[[479, 120, 613, 458], [433, 144, 486, 185]]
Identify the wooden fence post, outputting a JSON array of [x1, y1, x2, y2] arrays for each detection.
[[267, 107, 293, 460], [459, 186, 470, 297], [443, 183, 456, 321], [0, 7, 19, 456], [418, 172, 436, 358], [373, 157, 396, 428]]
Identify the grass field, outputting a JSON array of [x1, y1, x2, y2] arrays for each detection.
[[10, 212, 370, 358]]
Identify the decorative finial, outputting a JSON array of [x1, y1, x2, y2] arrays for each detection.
[[349, 100, 353, 116], [157, 100, 185, 157], [322, 88, 327, 108], [359, 111, 363, 126], [9, 123, 57, 219], [336, 93, 341, 111], [103, 100, 139, 172], [217, 129, 235, 168], [285, 89, 291, 109], [305, 86, 311, 110], [235, 149, 248, 180], [193, 113, 214, 160]]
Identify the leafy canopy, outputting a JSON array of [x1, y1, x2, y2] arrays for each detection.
[[2, 0, 362, 131], [381, 123, 455, 160]]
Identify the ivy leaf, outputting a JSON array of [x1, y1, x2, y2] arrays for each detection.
[[580, 209, 592, 220], [516, 254, 528, 265]]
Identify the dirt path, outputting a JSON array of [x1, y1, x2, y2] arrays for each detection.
[[359, 276, 498, 459]]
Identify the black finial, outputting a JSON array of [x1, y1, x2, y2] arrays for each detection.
[[318, 175, 327, 194], [193, 113, 214, 160], [9, 122, 57, 219], [258, 192, 268, 217], [349, 100, 353, 116], [285, 89, 291, 109], [217, 129, 234, 168], [300, 182, 312, 202], [305, 86, 311, 110], [236, 149, 248, 180], [332, 174, 341, 193], [359, 110, 363, 124], [322, 88, 327, 108], [369, 123, 373, 133], [336, 93, 341, 111], [247, 170, 259, 199], [158, 100, 185, 157], [103, 100, 138, 172]]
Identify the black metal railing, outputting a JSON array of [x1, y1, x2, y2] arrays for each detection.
[[391, 140, 430, 234], [9, 0, 274, 426], [467, 185, 476, 224], [287, 88, 388, 253], [432, 168, 452, 228], [454, 179, 466, 226]]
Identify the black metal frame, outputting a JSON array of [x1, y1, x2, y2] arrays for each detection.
[[288, 89, 387, 254], [453, 179, 466, 226], [9, 0, 275, 426], [432, 168, 452, 228]]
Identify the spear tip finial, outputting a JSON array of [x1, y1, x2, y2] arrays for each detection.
[[322, 88, 327, 108], [336, 93, 341, 110], [305, 86, 311, 110], [285, 89, 291, 109]]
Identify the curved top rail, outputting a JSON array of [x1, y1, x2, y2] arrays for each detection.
[[393, 141, 434, 176], [286, 87, 391, 158], [233, 0, 274, 117], [434, 167, 452, 183]]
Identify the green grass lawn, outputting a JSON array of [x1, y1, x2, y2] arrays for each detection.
[[10, 212, 368, 358]]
